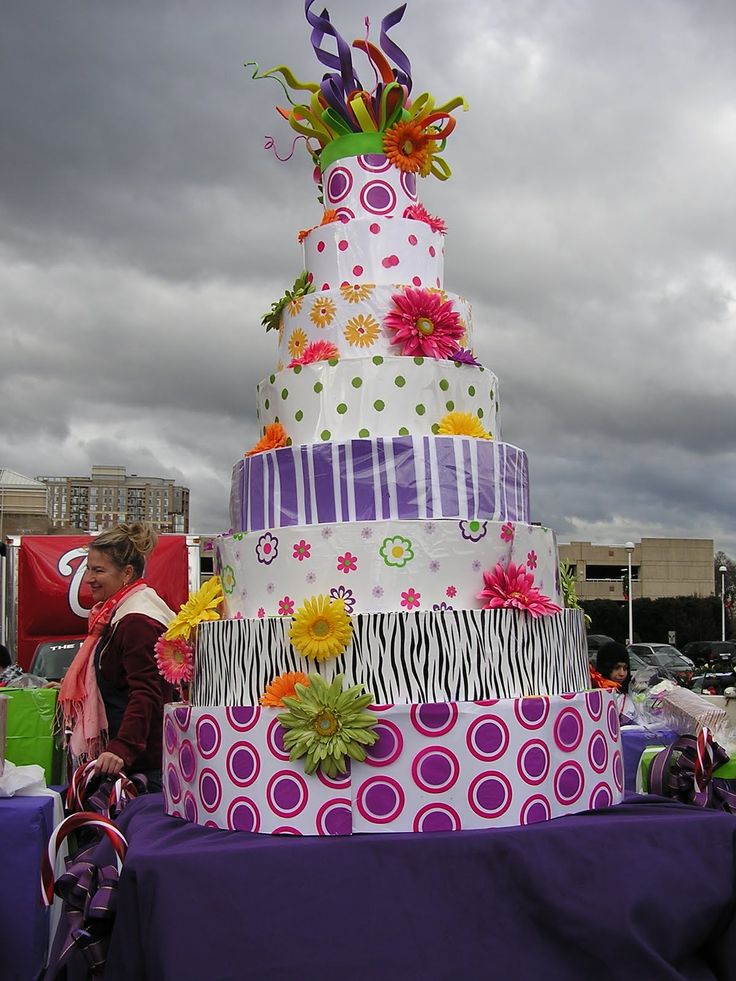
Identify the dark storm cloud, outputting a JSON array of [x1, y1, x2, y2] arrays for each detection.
[[1, 0, 734, 550]]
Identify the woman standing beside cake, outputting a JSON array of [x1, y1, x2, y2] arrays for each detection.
[[59, 522, 175, 792]]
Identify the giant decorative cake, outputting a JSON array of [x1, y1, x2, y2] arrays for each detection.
[[160, 2, 623, 835]]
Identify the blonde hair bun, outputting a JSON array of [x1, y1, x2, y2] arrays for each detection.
[[120, 522, 158, 559], [90, 522, 158, 577]]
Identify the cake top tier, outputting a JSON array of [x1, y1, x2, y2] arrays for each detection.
[[248, 1, 467, 183]]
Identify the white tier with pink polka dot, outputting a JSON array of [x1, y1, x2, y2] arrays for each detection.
[[302, 217, 445, 291], [257, 358, 499, 444], [215, 519, 557, 619], [162, 690, 623, 834], [277, 285, 471, 365], [192, 607, 584, 705], [322, 153, 421, 221]]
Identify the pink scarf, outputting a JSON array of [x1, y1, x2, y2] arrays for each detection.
[[59, 580, 147, 761]]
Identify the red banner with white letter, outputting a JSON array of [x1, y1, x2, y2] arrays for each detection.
[[16, 535, 191, 669]]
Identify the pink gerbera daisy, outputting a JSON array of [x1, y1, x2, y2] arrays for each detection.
[[477, 562, 561, 619], [288, 340, 339, 368], [154, 634, 194, 684], [384, 287, 463, 359], [403, 203, 447, 235]]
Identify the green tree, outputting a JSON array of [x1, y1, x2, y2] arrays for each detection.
[[714, 551, 735, 639], [586, 596, 722, 646]]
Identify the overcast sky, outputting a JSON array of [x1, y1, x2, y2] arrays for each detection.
[[2, 0, 735, 556]]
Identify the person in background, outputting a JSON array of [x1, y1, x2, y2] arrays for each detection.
[[596, 641, 630, 693], [58, 523, 174, 792], [594, 640, 635, 722]]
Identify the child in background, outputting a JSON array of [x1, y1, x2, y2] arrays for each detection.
[[596, 641, 630, 693]]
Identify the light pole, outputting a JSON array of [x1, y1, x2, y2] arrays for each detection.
[[720, 565, 728, 642], [626, 542, 635, 645]]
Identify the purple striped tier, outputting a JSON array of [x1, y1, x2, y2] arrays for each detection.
[[230, 436, 529, 534]]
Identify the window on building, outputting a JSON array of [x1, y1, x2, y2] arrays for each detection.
[[585, 565, 639, 581]]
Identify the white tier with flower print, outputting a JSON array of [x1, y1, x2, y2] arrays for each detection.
[[276, 285, 472, 367], [216, 518, 560, 619]]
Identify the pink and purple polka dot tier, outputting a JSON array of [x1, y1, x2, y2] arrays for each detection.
[[162, 690, 623, 835]]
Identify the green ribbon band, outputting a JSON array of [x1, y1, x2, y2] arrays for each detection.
[[319, 132, 386, 172]]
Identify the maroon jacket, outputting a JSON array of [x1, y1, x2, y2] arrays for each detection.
[[94, 613, 174, 773]]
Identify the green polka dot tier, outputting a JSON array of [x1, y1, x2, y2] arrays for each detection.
[[256, 357, 499, 443]]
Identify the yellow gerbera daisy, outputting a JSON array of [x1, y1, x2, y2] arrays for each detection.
[[339, 283, 375, 304], [287, 327, 308, 359], [287, 295, 304, 317], [165, 576, 224, 642], [309, 296, 337, 328], [437, 411, 493, 440], [343, 314, 381, 347], [289, 595, 353, 662]]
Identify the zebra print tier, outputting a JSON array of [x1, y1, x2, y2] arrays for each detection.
[[191, 608, 588, 707], [230, 436, 529, 534]]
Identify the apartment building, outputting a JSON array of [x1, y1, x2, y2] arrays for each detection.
[[36, 465, 190, 534]]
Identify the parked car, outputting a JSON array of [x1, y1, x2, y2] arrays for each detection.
[[28, 638, 84, 681], [681, 641, 736, 670], [626, 643, 695, 687], [628, 650, 648, 674], [690, 672, 736, 696]]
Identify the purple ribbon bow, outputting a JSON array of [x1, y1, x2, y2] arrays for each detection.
[[648, 733, 736, 813]]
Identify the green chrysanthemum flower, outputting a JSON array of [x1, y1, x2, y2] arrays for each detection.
[[221, 564, 236, 595], [278, 673, 378, 777]]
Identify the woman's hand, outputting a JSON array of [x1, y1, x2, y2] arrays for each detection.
[[94, 751, 125, 778]]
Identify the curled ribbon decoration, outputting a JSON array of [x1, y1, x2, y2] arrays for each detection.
[[245, 2, 467, 179], [694, 726, 715, 797]]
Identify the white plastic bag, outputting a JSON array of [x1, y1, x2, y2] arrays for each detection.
[[0, 758, 46, 797]]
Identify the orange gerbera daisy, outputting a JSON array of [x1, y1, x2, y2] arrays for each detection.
[[260, 671, 310, 707], [297, 209, 342, 243], [383, 120, 432, 174], [246, 422, 288, 456]]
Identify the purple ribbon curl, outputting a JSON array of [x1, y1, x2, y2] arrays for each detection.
[[304, 1, 413, 132]]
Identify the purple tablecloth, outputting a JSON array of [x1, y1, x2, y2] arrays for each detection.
[[103, 794, 736, 981], [0, 794, 55, 981]]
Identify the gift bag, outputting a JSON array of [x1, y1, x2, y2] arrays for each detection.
[[3, 686, 63, 785]]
